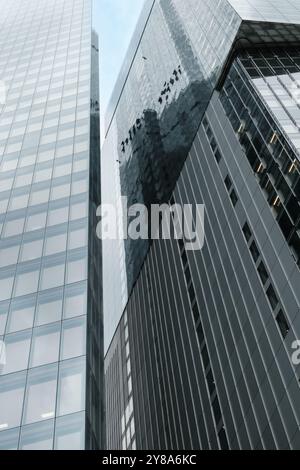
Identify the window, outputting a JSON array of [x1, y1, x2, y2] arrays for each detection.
[[0, 371, 26, 430], [30, 323, 60, 368], [35, 289, 63, 326], [40, 262, 65, 291], [20, 239, 44, 262], [0, 302, 8, 336], [0, 276, 14, 302], [224, 175, 232, 191], [249, 241, 260, 262], [8, 299, 35, 333], [19, 420, 54, 450], [26, 212, 47, 232], [64, 283, 87, 319], [44, 233, 67, 256], [68, 228, 87, 250], [47, 206, 69, 227], [276, 310, 290, 339], [230, 189, 238, 207], [61, 317, 86, 361], [14, 268, 39, 297], [57, 357, 85, 416], [66, 257, 87, 284], [242, 222, 252, 242], [266, 284, 278, 311], [23, 364, 57, 425], [2, 331, 31, 374], [54, 412, 85, 450], [3, 218, 25, 238], [257, 261, 269, 285], [0, 245, 19, 268]]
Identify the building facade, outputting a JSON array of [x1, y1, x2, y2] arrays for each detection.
[[104, 0, 300, 450], [0, 0, 103, 450]]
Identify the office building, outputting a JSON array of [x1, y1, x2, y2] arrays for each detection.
[[103, 0, 300, 450], [0, 0, 103, 450]]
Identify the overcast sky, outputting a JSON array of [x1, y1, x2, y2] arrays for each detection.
[[94, 0, 145, 139]]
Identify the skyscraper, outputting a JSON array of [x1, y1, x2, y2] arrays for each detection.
[[0, 0, 103, 450], [103, 0, 300, 450]]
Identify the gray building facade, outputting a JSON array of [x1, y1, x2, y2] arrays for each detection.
[[104, 0, 300, 450], [0, 0, 103, 450]]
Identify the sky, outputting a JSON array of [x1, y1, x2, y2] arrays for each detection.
[[94, 0, 146, 139]]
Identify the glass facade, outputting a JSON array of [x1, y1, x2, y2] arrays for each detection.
[[102, 0, 300, 353], [0, 0, 103, 450]]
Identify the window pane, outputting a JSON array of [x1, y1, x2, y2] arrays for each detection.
[[14, 269, 39, 297], [54, 412, 85, 450], [40, 263, 65, 290], [0, 427, 19, 450], [0, 276, 14, 302], [35, 290, 63, 326], [0, 371, 26, 430], [67, 257, 87, 284], [8, 299, 35, 333], [64, 283, 87, 319], [0, 245, 19, 268], [30, 323, 60, 368], [47, 206, 69, 226], [68, 228, 87, 250], [26, 212, 47, 232], [3, 218, 25, 238], [23, 365, 57, 425], [2, 331, 31, 374], [61, 317, 86, 361], [57, 357, 85, 416], [0, 302, 9, 335], [19, 420, 54, 450], [20, 239, 44, 262], [44, 233, 67, 256]]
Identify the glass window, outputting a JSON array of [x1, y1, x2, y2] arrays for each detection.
[[0, 427, 19, 450], [44, 233, 67, 256], [40, 262, 65, 291], [14, 268, 39, 297], [66, 256, 87, 284], [61, 317, 86, 361], [30, 188, 50, 206], [51, 183, 70, 201], [68, 227, 87, 250], [70, 201, 87, 220], [26, 212, 47, 232], [0, 371, 26, 430], [19, 420, 54, 450], [0, 302, 9, 336], [9, 194, 29, 211], [3, 218, 25, 238], [47, 206, 69, 226], [0, 245, 19, 268], [54, 412, 85, 450], [14, 173, 33, 188], [23, 364, 57, 425], [8, 298, 35, 333], [35, 290, 63, 326], [30, 323, 60, 368], [20, 239, 43, 262], [57, 357, 85, 417], [2, 330, 31, 374], [0, 275, 14, 302], [64, 283, 87, 319]]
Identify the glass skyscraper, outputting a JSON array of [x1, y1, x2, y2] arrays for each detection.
[[104, 0, 300, 450], [0, 0, 103, 450]]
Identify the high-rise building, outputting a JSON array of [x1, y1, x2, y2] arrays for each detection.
[[0, 0, 103, 450], [103, 0, 300, 450]]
